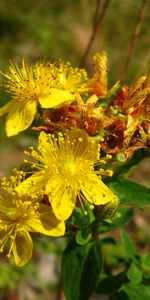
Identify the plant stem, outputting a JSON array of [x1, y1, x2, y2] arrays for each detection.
[[121, 0, 147, 81], [80, 0, 111, 68], [56, 281, 65, 300]]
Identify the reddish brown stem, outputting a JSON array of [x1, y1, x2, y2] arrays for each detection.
[[56, 282, 65, 300], [80, 0, 111, 68], [121, 0, 147, 81]]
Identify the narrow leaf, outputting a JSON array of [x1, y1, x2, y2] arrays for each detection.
[[121, 229, 135, 261]]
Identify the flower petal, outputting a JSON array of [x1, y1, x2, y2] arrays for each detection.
[[82, 174, 115, 205], [67, 129, 99, 161], [46, 180, 76, 220], [16, 171, 49, 195], [5, 100, 37, 136], [38, 131, 58, 165], [0, 100, 16, 116], [27, 204, 65, 236], [12, 231, 33, 267], [39, 88, 75, 108]]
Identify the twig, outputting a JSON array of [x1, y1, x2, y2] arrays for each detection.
[[121, 0, 147, 81], [80, 0, 111, 68], [55, 281, 64, 300]]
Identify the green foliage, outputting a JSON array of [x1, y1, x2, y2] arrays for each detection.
[[96, 271, 128, 295], [75, 228, 92, 245], [62, 240, 102, 300], [141, 253, 150, 271], [127, 262, 143, 284], [111, 149, 150, 179], [113, 283, 150, 300], [98, 207, 134, 233], [108, 177, 150, 205], [121, 229, 135, 262]]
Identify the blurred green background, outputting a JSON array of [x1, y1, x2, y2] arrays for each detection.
[[0, 1, 149, 299]]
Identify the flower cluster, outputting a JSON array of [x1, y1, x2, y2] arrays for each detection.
[[0, 51, 149, 266]]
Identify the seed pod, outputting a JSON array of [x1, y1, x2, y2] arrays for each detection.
[[95, 195, 120, 220]]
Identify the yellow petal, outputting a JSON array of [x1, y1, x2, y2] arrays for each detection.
[[12, 231, 33, 267], [67, 129, 99, 162], [29, 204, 65, 236], [81, 174, 115, 205], [0, 100, 16, 116], [6, 100, 37, 136], [46, 180, 76, 220], [16, 171, 49, 195], [38, 131, 57, 164], [38, 88, 75, 108]]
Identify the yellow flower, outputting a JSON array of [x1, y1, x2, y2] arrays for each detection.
[[56, 60, 88, 93], [0, 173, 65, 267], [87, 51, 108, 98], [87, 52, 119, 99], [0, 59, 75, 136], [123, 75, 150, 140], [17, 129, 116, 221], [123, 75, 150, 113]]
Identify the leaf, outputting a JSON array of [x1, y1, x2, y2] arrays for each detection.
[[99, 208, 134, 233], [121, 229, 135, 261], [141, 253, 150, 271], [106, 149, 150, 181], [96, 271, 128, 294], [123, 283, 150, 300], [73, 204, 95, 228], [76, 228, 92, 245], [61, 240, 102, 300], [108, 177, 150, 205], [127, 262, 142, 284]]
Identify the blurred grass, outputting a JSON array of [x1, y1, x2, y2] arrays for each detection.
[[0, 0, 149, 76]]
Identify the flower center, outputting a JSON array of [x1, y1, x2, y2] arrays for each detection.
[[59, 159, 76, 176], [5, 207, 21, 221]]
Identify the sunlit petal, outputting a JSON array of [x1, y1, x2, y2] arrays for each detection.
[[6, 100, 37, 136]]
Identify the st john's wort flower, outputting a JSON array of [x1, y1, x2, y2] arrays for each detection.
[[16, 128, 117, 221], [0, 172, 65, 266], [0, 59, 87, 136]]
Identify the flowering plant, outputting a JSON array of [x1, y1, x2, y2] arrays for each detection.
[[0, 52, 150, 300]]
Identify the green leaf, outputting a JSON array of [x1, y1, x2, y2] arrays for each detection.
[[76, 228, 92, 245], [99, 208, 133, 233], [141, 253, 150, 271], [127, 262, 142, 284], [121, 229, 135, 261], [123, 283, 150, 300], [62, 240, 102, 300], [106, 149, 150, 181], [73, 203, 95, 228], [96, 271, 128, 294], [108, 177, 150, 205]]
